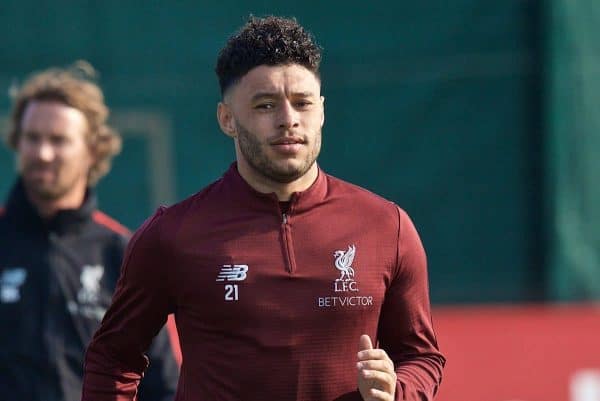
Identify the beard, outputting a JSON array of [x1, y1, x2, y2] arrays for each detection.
[[25, 180, 69, 200], [235, 120, 321, 184], [21, 172, 71, 200], [19, 161, 86, 201]]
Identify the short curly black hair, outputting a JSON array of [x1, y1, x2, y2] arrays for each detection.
[[215, 16, 322, 95]]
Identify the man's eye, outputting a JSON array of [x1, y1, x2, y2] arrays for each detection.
[[23, 132, 40, 143], [256, 103, 274, 110], [50, 136, 68, 146], [295, 101, 312, 108]]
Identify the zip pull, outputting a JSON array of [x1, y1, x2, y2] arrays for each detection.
[[282, 213, 288, 224]]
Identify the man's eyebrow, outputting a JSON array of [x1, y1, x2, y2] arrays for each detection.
[[251, 91, 316, 101], [251, 92, 278, 102], [290, 91, 317, 98]]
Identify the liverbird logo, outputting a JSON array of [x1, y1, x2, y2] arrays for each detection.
[[334, 245, 356, 281], [77, 265, 104, 304]]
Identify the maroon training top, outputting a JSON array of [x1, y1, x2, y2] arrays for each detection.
[[82, 164, 445, 401]]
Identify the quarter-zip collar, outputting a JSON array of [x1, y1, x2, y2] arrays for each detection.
[[221, 162, 329, 215], [4, 178, 97, 236]]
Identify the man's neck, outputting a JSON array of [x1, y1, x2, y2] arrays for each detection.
[[236, 163, 319, 201]]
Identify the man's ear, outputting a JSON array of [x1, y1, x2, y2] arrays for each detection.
[[86, 143, 98, 169], [217, 102, 237, 138], [320, 96, 325, 127]]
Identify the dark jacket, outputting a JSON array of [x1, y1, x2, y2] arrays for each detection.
[[0, 180, 179, 401]]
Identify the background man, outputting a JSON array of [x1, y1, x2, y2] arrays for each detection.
[[0, 61, 179, 401], [83, 17, 445, 401]]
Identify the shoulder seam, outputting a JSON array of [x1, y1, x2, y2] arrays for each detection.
[[394, 205, 402, 281], [92, 210, 131, 236], [325, 174, 395, 205]]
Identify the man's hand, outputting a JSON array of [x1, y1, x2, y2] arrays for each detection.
[[357, 334, 397, 401]]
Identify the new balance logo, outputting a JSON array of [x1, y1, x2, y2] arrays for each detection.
[[216, 264, 249, 282], [216, 264, 249, 302]]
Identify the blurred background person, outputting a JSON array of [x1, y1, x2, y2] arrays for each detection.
[[0, 61, 179, 401]]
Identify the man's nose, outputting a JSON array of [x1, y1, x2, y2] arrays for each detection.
[[278, 100, 300, 129], [36, 141, 56, 161]]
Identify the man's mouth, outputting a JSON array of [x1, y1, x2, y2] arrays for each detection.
[[25, 165, 56, 177], [270, 137, 306, 155], [270, 136, 305, 146]]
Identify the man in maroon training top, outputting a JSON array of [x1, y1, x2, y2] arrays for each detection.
[[82, 16, 445, 401]]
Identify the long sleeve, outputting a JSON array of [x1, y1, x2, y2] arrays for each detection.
[[82, 208, 175, 401], [377, 207, 445, 401]]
